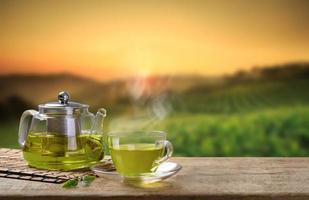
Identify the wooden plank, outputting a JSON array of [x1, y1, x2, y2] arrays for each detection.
[[0, 158, 309, 200]]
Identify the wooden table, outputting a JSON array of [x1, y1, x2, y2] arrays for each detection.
[[0, 157, 309, 200]]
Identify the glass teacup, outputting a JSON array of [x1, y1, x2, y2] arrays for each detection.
[[108, 131, 173, 179]]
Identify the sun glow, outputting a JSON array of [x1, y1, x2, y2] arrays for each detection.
[[1, 0, 309, 80]]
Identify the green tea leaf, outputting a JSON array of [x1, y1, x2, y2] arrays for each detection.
[[82, 175, 96, 184], [62, 179, 78, 188], [62, 175, 96, 188]]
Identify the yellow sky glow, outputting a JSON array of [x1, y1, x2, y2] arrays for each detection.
[[1, 0, 309, 80]]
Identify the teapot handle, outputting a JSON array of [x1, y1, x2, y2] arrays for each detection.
[[18, 110, 38, 147]]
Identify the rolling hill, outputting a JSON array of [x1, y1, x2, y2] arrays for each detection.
[[1, 62, 309, 156], [0, 62, 308, 117]]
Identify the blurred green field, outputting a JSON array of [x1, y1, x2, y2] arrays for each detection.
[[0, 64, 308, 156], [162, 106, 309, 156], [0, 122, 19, 149], [1, 105, 309, 156]]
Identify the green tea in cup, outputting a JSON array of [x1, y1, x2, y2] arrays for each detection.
[[108, 131, 173, 177]]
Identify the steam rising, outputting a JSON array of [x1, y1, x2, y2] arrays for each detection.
[[108, 75, 172, 131]]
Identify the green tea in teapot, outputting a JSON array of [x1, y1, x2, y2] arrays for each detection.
[[23, 132, 104, 171]]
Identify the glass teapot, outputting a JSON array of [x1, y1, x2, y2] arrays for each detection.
[[18, 91, 107, 171]]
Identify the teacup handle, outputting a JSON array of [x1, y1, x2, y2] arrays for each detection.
[[156, 140, 173, 164]]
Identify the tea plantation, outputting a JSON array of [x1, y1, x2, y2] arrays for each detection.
[[1, 64, 309, 156], [162, 106, 309, 156]]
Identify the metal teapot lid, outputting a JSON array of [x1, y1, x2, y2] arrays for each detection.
[[38, 91, 88, 114]]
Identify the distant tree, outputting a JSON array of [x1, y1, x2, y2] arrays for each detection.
[[0, 95, 33, 122]]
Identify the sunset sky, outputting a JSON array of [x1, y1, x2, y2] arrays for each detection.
[[1, 0, 309, 80]]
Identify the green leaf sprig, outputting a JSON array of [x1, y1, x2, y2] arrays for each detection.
[[62, 175, 96, 188]]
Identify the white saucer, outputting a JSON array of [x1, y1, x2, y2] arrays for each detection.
[[91, 161, 182, 184]]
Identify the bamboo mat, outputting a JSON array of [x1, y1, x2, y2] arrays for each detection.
[[0, 148, 114, 184]]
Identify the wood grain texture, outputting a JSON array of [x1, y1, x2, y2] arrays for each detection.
[[0, 157, 309, 200]]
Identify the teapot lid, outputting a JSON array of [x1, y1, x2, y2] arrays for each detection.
[[38, 91, 88, 114]]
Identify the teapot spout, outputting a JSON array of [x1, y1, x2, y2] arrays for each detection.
[[93, 108, 107, 134]]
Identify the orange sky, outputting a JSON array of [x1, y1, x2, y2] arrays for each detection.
[[1, 0, 309, 80]]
